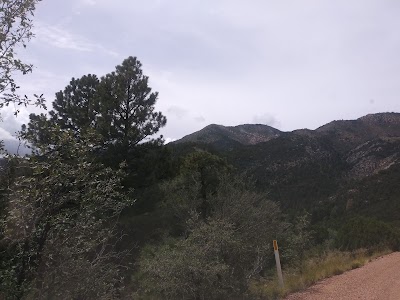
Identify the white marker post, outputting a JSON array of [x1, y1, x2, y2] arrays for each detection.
[[273, 240, 284, 288]]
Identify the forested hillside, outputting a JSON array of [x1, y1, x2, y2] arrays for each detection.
[[3, 104, 399, 299], [170, 113, 400, 221]]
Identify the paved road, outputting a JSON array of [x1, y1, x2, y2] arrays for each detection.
[[285, 252, 400, 300]]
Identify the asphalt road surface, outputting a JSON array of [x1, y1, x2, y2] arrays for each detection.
[[285, 252, 400, 300]]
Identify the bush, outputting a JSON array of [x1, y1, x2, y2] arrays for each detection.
[[336, 216, 400, 251], [134, 176, 289, 299], [135, 220, 242, 300]]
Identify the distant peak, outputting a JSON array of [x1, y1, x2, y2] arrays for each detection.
[[174, 123, 281, 146], [174, 112, 400, 149], [358, 112, 400, 122], [204, 123, 224, 129]]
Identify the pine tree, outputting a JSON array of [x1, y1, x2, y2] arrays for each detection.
[[50, 74, 100, 134], [24, 57, 166, 153], [96, 56, 166, 150]]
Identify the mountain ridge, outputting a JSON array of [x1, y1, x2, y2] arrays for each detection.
[[174, 112, 400, 148], [170, 112, 400, 222], [174, 123, 282, 146]]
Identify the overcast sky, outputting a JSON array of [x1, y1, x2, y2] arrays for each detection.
[[1, 0, 400, 150]]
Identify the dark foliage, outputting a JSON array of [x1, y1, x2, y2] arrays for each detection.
[[336, 216, 400, 251]]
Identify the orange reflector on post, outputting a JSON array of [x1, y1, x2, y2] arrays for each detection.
[[273, 240, 278, 251]]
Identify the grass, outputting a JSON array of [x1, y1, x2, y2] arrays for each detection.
[[250, 249, 392, 299]]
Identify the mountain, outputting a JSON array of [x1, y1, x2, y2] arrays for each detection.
[[171, 112, 400, 223], [315, 112, 400, 152], [174, 113, 400, 151], [174, 124, 282, 149]]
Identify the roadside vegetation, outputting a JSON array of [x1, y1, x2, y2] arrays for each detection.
[[251, 214, 400, 299], [254, 249, 393, 299]]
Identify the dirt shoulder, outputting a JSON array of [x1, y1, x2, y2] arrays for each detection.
[[285, 252, 400, 300]]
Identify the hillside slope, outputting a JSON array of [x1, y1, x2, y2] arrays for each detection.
[[174, 124, 282, 148], [171, 112, 400, 221]]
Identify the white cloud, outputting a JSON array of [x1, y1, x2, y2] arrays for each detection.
[[0, 109, 28, 155], [0, 107, 29, 136], [34, 23, 120, 57], [253, 114, 280, 128], [35, 24, 93, 51], [0, 127, 14, 140], [164, 137, 176, 144]]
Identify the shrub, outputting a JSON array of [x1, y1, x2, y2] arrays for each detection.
[[135, 176, 289, 299], [336, 216, 400, 251]]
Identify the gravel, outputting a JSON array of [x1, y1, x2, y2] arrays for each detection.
[[285, 252, 400, 300]]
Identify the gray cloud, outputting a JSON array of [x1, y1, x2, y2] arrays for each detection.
[[2, 138, 31, 156], [252, 114, 280, 128], [167, 105, 188, 119], [194, 116, 205, 123], [0, 108, 31, 155], [0, 109, 28, 137]]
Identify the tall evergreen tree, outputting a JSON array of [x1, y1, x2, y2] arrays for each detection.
[[23, 56, 166, 153], [96, 56, 166, 150], [50, 74, 100, 135]]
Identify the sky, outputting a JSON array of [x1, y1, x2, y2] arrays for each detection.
[[1, 0, 400, 152]]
